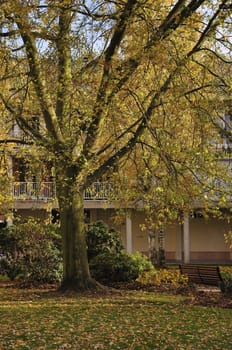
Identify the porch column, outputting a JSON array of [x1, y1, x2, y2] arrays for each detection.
[[176, 226, 182, 262], [126, 212, 132, 254], [183, 212, 190, 264]]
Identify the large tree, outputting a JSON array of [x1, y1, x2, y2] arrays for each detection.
[[0, 0, 231, 290]]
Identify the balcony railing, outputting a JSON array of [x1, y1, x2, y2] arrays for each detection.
[[13, 182, 56, 200], [84, 182, 112, 200], [13, 182, 112, 201]]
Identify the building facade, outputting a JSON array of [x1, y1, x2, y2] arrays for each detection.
[[1, 122, 232, 265], [10, 179, 232, 265]]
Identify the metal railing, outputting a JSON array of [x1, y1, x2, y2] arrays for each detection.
[[84, 182, 112, 200], [13, 182, 56, 200], [13, 182, 112, 200]]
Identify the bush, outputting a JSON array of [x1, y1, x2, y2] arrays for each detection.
[[90, 251, 154, 283], [130, 252, 154, 274], [0, 256, 22, 281], [87, 221, 155, 283], [20, 244, 62, 284], [86, 221, 123, 261], [0, 217, 62, 284], [90, 252, 137, 282], [0, 228, 15, 253]]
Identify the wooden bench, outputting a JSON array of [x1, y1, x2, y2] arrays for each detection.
[[179, 264, 223, 287]]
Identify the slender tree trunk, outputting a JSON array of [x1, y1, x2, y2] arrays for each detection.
[[158, 228, 166, 268], [56, 167, 96, 291], [148, 227, 166, 267], [148, 229, 157, 266]]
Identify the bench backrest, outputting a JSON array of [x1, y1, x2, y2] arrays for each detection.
[[180, 265, 222, 286]]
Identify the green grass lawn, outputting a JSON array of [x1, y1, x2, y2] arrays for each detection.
[[0, 286, 231, 350]]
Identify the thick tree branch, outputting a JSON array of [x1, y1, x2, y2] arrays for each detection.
[[56, 2, 72, 126], [85, 62, 180, 185], [145, 0, 206, 49], [13, 11, 63, 143], [0, 91, 47, 144], [83, 0, 228, 162], [0, 138, 33, 145], [86, 19, 224, 186], [83, 0, 138, 156]]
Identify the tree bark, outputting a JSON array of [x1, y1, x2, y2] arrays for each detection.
[[56, 168, 96, 291]]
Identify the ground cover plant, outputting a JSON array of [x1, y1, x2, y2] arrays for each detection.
[[0, 284, 231, 350]]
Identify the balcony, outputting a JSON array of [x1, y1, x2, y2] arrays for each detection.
[[84, 182, 112, 200], [13, 182, 56, 200], [13, 182, 112, 201]]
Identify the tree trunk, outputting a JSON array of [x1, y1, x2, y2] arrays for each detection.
[[56, 169, 96, 291], [148, 229, 158, 266], [157, 228, 166, 268], [148, 227, 166, 267]]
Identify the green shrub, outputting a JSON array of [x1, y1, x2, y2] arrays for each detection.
[[0, 256, 22, 281], [0, 227, 17, 255], [90, 251, 154, 283], [87, 221, 154, 283], [86, 221, 123, 261], [90, 252, 140, 282], [21, 246, 62, 284], [0, 217, 62, 284], [130, 252, 154, 274]]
